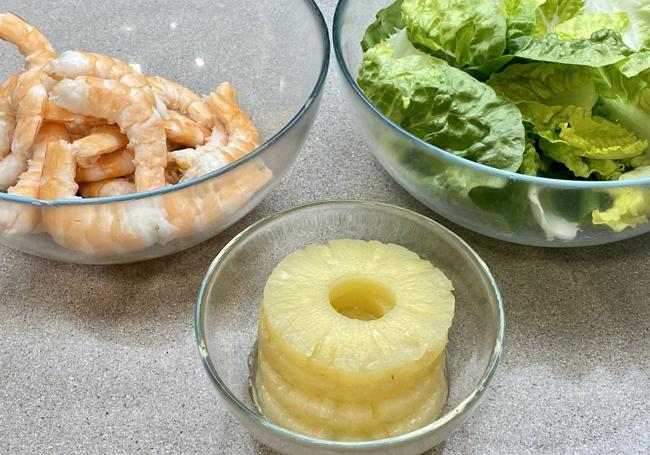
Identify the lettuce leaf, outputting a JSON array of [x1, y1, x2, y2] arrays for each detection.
[[358, 39, 526, 171], [619, 48, 650, 77], [595, 66, 650, 145], [592, 165, 650, 231], [519, 141, 548, 175], [538, 133, 625, 179], [585, 0, 650, 51], [488, 62, 598, 108], [500, 0, 539, 52], [516, 30, 633, 67], [361, 0, 404, 52], [401, 0, 507, 67], [558, 112, 648, 159], [554, 12, 629, 40], [535, 0, 585, 37]]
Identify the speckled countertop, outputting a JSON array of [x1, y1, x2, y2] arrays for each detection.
[[1, 1, 649, 454]]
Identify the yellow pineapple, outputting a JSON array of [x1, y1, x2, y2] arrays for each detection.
[[256, 239, 455, 440]]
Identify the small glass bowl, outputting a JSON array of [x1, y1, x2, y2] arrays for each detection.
[[195, 201, 504, 455]]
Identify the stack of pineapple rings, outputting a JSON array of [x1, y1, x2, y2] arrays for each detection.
[[255, 239, 456, 441]]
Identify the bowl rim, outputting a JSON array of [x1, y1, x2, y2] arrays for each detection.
[[195, 200, 505, 449], [0, 0, 330, 207], [332, 0, 650, 189]]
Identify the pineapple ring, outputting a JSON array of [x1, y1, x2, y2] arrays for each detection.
[[261, 240, 455, 382], [257, 351, 447, 430], [256, 355, 449, 441], [258, 315, 438, 403]]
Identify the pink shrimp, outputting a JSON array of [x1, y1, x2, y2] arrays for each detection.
[[79, 178, 135, 198], [0, 12, 55, 71], [0, 70, 48, 190], [76, 148, 135, 182], [170, 82, 260, 183], [72, 125, 128, 167], [147, 76, 212, 129], [0, 74, 20, 159], [39, 140, 176, 256], [163, 82, 271, 237], [44, 101, 107, 128], [164, 111, 210, 147], [49, 76, 167, 191], [0, 122, 68, 234]]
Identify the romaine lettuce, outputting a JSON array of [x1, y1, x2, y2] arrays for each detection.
[[358, 39, 526, 171], [401, 0, 507, 67]]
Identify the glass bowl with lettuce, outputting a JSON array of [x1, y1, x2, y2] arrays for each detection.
[[333, 0, 650, 246]]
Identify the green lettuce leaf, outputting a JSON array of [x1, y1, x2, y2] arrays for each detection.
[[592, 165, 650, 231], [619, 48, 650, 77], [500, 0, 539, 52], [516, 30, 633, 67], [488, 62, 598, 108], [595, 66, 650, 145], [358, 40, 526, 171], [401, 0, 507, 67], [519, 141, 548, 175], [361, 0, 404, 52], [555, 12, 629, 40], [558, 112, 648, 159], [535, 0, 585, 37], [585, 0, 650, 51], [528, 186, 579, 240], [538, 131, 626, 179]]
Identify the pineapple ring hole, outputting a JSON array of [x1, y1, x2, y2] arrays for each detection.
[[328, 277, 396, 321]]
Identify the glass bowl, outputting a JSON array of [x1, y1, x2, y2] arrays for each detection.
[[196, 201, 504, 455], [0, 0, 329, 264], [333, 0, 650, 247]]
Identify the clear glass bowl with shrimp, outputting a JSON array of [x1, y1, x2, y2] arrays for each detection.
[[0, 1, 329, 264]]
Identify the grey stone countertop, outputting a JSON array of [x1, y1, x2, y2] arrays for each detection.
[[1, 1, 649, 454]]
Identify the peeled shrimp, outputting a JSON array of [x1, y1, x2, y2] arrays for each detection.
[[0, 12, 55, 71], [44, 101, 106, 127], [39, 140, 176, 255], [165, 111, 210, 148], [164, 82, 270, 237], [46, 50, 167, 117], [76, 148, 135, 182], [0, 74, 20, 159], [73, 125, 128, 167], [0, 70, 47, 190], [0, 122, 68, 234], [170, 82, 260, 183], [79, 178, 135, 198], [49, 76, 167, 191], [147, 76, 212, 128]]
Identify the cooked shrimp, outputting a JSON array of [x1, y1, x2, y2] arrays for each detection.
[[148, 76, 212, 128], [44, 101, 106, 127], [0, 70, 47, 190], [49, 76, 167, 191], [38, 140, 78, 200], [76, 148, 134, 182], [0, 74, 20, 159], [170, 82, 260, 183], [0, 122, 68, 234], [73, 125, 128, 167], [40, 140, 176, 255], [79, 178, 135, 198], [46, 50, 167, 116], [9, 122, 68, 197], [164, 111, 210, 147], [0, 12, 56, 71], [164, 83, 269, 237]]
